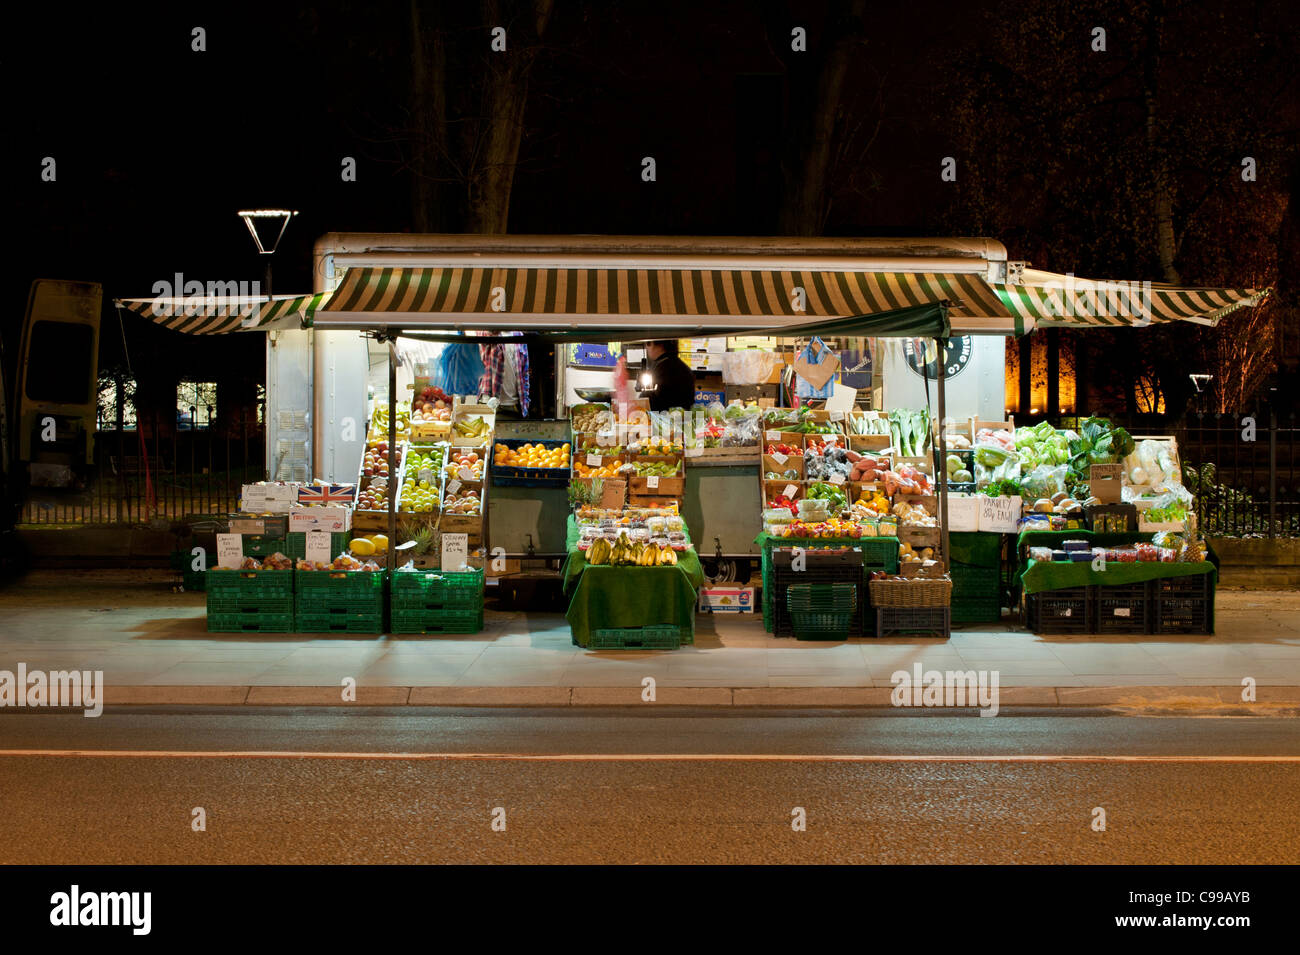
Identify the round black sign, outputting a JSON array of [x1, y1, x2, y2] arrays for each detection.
[[902, 336, 973, 379]]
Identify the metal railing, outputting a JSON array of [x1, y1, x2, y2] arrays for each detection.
[[19, 411, 265, 527], [1180, 411, 1299, 538]]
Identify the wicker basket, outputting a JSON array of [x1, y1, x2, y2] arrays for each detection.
[[869, 577, 952, 608]]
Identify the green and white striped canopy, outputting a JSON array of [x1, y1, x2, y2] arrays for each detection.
[[114, 292, 326, 334], [315, 265, 1021, 334], [992, 271, 1267, 329]]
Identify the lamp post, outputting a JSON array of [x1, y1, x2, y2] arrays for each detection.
[[237, 209, 299, 297]]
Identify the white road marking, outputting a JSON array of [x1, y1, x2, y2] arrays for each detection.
[[0, 750, 1297, 762]]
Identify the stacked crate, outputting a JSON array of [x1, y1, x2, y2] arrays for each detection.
[[295, 570, 385, 633], [207, 569, 294, 632], [390, 567, 486, 634]]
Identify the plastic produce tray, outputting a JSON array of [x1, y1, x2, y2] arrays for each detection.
[[490, 438, 571, 487]]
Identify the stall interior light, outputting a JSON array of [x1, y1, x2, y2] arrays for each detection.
[[640, 372, 654, 387]]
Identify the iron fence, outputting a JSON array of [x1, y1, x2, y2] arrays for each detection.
[[1179, 411, 1299, 538], [19, 410, 265, 526]]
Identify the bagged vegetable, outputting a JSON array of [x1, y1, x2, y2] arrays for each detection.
[[1021, 464, 1070, 500]]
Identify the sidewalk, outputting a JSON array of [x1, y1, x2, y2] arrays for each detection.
[[1, 570, 1298, 707]]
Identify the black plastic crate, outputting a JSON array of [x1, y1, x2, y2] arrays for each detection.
[[1094, 582, 1149, 634], [1024, 587, 1093, 634], [772, 547, 863, 638], [876, 606, 950, 638], [1150, 573, 1215, 634]]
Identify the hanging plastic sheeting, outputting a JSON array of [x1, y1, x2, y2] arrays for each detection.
[[437, 338, 484, 396]]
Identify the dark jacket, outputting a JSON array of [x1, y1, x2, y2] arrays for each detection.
[[648, 352, 696, 412]]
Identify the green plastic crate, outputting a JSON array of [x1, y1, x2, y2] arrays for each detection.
[[951, 564, 1000, 599], [296, 612, 384, 634], [391, 608, 484, 634], [761, 535, 898, 632], [284, 531, 350, 562], [181, 570, 206, 592], [295, 569, 385, 615], [206, 568, 294, 597], [785, 582, 857, 641], [207, 612, 294, 633], [587, 625, 685, 649], [951, 599, 1001, 624], [390, 568, 484, 611], [241, 535, 289, 558], [207, 593, 293, 615]]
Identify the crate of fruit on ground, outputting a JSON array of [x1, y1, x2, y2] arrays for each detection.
[[294, 543, 387, 633], [491, 439, 572, 487], [207, 555, 295, 632]]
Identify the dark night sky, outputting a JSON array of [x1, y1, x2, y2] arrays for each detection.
[[8, 0, 1297, 392]]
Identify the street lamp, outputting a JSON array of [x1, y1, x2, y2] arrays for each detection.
[[237, 209, 299, 296]]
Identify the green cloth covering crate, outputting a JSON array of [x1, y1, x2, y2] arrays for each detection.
[[1022, 559, 1216, 595], [562, 517, 702, 648]]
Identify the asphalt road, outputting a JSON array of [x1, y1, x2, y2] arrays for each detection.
[[1, 708, 1297, 864]]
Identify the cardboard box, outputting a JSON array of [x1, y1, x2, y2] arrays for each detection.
[[240, 483, 299, 513], [289, 507, 352, 533], [229, 515, 289, 536], [1090, 464, 1124, 503], [694, 389, 726, 405], [698, 585, 755, 613]]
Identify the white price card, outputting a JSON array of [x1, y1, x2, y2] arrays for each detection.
[[765, 430, 781, 442], [447, 479, 462, 496], [647, 475, 659, 489], [979, 495, 1022, 533], [305, 530, 332, 565], [828, 473, 846, 485], [216, 533, 243, 569], [458, 467, 476, 482], [586, 453, 603, 466], [947, 495, 980, 532], [783, 484, 799, 499], [684, 447, 703, 458], [418, 468, 434, 484], [441, 533, 469, 572], [829, 409, 845, 422], [770, 452, 788, 465]]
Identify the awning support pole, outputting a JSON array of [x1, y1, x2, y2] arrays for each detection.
[[387, 334, 397, 575], [936, 336, 950, 572]]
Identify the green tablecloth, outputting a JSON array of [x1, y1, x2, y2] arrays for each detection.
[[949, 531, 1003, 568], [1022, 558, 1216, 595], [562, 516, 705, 647], [1016, 528, 1220, 578]]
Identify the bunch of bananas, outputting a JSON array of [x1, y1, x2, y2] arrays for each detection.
[[586, 532, 678, 566], [453, 416, 491, 438]]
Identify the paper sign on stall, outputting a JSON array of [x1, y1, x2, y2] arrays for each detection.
[[825, 382, 856, 417], [770, 451, 788, 465], [305, 530, 332, 566], [828, 473, 846, 485], [446, 479, 462, 496], [979, 496, 1022, 533], [783, 484, 799, 499], [647, 475, 659, 489], [586, 453, 603, 466], [947, 495, 980, 532], [458, 467, 476, 482], [765, 430, 782, 442], [216, 533, 243, 569], [418, 467, 434, 485], [441, 533, 469, 572]]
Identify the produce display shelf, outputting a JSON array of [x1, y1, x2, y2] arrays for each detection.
[[786, 583, 858, 641], [876, 606, 950, 638], [207, 612, 295, 633], [587, 625, 688, 650], [391, 608, 485, 634], [296, 612, 384, 634]]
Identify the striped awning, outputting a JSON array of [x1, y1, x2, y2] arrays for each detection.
[[114, 293, 325, 335], [315, 266, 1022, 335], [993, 270, 1268, 329]]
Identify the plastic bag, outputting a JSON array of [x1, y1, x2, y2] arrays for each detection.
[[722, 408, 761, 447], [1021, 464, 1069, 500], [721, 350, 779, 385]]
